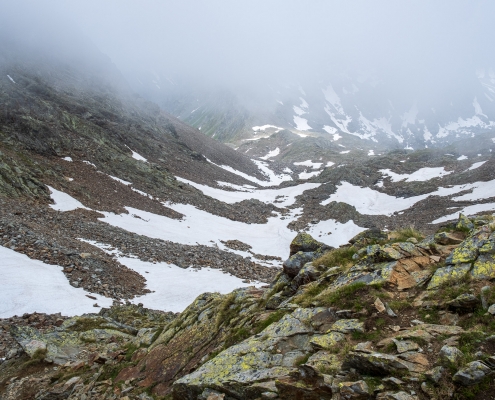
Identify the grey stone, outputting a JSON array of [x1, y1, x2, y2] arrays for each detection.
[[453, 361, 492, 386], [439, 345, 464, 364]]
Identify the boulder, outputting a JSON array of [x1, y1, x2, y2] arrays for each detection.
[[349, 229, 387, 249], [290, 232, 330, 256], [434, 232, 464, 245], [427, 264, 472, 290], [439, 345, 464, 364], [447, 293, 480, 310], [275, 366, 333, 399], [472, 254, 495, 280], [305, 351, 342, 372], [310, 332, 345, 350], [457, 213, 474, 231], [392, 339, 419, 354], [424, 366, 445, 384], [343, 352, 418, 376], [283, 252, 319, 278], [339, 380, 371, 399], [376, 392, 419, 400], [453, 361, 492, 386], [330, 319, 364, 334], [291, 262, 325, 289]]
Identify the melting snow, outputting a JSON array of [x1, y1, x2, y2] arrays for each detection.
[[380, 167, 453, 182], [79, 240, 260, 313], [457, 155, 468, 161], [368, 150, 375, 156], [7, 75, 15, 84], [321, 179, 495, 217], [326, 161, 335, 167], [307, 220, 366, 246], [260, 147, 280, 160], [298, 170, 322, 180], [293, 116, 312, 131], [252, 125, 283, 132], [340, 150, 350, 154], [323, 125, 337, 135], [176, 177, 319, 207], [126, 146, 147, 162], [83, 160, 97, 168], [48, 186, 89, 212], [294, 160, 322, 169], [0, 246, 112, 318], [107, 175, 132, 185], [432, 205, 495, 224], [206, 158, 292, 187], [62, 157, 73, 162], [467, 161, 487, 171]]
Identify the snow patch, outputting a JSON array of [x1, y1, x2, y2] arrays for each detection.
[[62, 157, 73, 162], [380, 167, 453, 182], [126, 146, 148, 162], [260, 147, 280, 160], [7, 75, 15, 84], [298, 170, 322, 180], [48, 186, 89, 212], [252, 125, 283, 132], [293, 116, 312, 131], [0, 246, 112, 318], [176, 176, 319, 207], [467, 161, 486, 171], [457, 155, 468, 160], [294, 160, 322, 169]]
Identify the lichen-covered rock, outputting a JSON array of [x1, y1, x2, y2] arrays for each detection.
[[439, 345, 464, 364], [172, 308, 322, 399], [342, 352, 417, 375], [376, 391, 419, 400], [393, 339, 419, 354], [283, 251, 320, 278], [349, 229, 387, 249], [424, 366, 445, 384], [339, 380, 370, 399], [446, 293, 479, 310], [275, 366, 333, 400], [434, 232, 464, 245], [305, 351, 342, 373], [330, 319, 364, 334], [457, 213, 475, 231], [310, 332, 345, 350], [453, 361, 492, 386], [472, 254, 495, 279], [290, 262, 326, 291], [290, 232, 329, 256], [427, 264, 472, 290], [10, 325, 83, 365]]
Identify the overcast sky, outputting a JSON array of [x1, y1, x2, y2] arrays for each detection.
[[2, 0, 494, 88]]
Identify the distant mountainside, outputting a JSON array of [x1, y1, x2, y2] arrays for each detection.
[[125, 68, 495, 151]]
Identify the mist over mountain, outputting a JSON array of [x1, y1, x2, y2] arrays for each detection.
[[3, 2, 495, 399], [3, 1, 495, 149]]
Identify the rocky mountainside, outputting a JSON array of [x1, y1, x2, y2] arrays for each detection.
[[2, 21, 495, 400], [3, 217, 495, 399]]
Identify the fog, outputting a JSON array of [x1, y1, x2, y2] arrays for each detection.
[[1, 1, 493, 83], [1, 0, 495, 126]]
